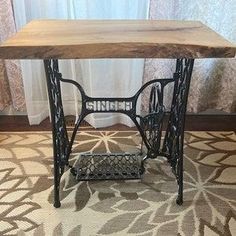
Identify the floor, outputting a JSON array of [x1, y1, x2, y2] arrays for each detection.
[[0, 130, 235, 235], [0, 115, 236, 131], [0, 115, 235, 235]]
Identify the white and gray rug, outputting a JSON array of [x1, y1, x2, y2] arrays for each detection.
[[0, 131, 235, 236]]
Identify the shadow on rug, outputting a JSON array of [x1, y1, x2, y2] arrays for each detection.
[[0, 131, 235, 236]]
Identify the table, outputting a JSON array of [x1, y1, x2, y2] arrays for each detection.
[[0, 20, 235, 208]]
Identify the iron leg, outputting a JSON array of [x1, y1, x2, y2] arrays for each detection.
[[162, 58, 194, 205], [176, 154, 183, 205], [44, 59, 69, 208], [53, 160, 61, 208]]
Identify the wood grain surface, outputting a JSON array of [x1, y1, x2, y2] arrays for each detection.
[[0, 20, 235, 59]]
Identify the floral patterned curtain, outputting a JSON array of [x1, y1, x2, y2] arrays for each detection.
[[143, 0, 236, 113], [0, 0, 25, 111]]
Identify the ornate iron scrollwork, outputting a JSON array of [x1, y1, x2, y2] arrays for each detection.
[[162, 58, 194, 204], [140, 83, 165, 159], [44, 58, 194, 208], [44, 59, 70, 208]]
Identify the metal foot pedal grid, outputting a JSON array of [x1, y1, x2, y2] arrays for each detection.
[[44, 58, 194, 208], [75, 153, 142, 181]]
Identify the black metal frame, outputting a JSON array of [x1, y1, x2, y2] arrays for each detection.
[[44, 58, 194, 208]]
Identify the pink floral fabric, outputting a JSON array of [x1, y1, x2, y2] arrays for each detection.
[[143, 0, 236, 113], [0, 0, 25, 111]]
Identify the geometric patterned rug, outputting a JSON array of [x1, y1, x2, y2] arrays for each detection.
[[0, 131, 235, 236]]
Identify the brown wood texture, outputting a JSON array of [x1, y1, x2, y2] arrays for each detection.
[[0, 20, 235, 59], [1, 115, 235, 131]]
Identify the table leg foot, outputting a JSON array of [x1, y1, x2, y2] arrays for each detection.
[[54, 201, 61, 208], [176, 195, 183, 205], [44, 59, 69, 208]]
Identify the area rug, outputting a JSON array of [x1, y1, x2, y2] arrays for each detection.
[[0, 131, 236, 236]]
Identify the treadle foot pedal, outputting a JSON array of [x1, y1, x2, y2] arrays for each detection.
[[75, 153, 143, 181]]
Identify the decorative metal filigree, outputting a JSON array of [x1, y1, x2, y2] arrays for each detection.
[[60, 76, 173, 160], [44, 58, 194, 208], [76, 153, 142, 180], [139, 83, 165, 159], [162, 58, 194, 204], [44, 59, 70, 208]]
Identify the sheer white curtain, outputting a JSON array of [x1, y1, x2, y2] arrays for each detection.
[[12, 0, 150, 127]]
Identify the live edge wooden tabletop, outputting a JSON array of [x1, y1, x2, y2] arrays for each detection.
[[0, 20, 235, 59]]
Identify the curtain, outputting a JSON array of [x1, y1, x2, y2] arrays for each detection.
[[143, 0, 236, 113], [12, 0, 150, 127], [0, 0, 25, 111]]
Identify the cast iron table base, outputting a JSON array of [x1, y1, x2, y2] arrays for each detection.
[[44, 58, 194, 208]]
